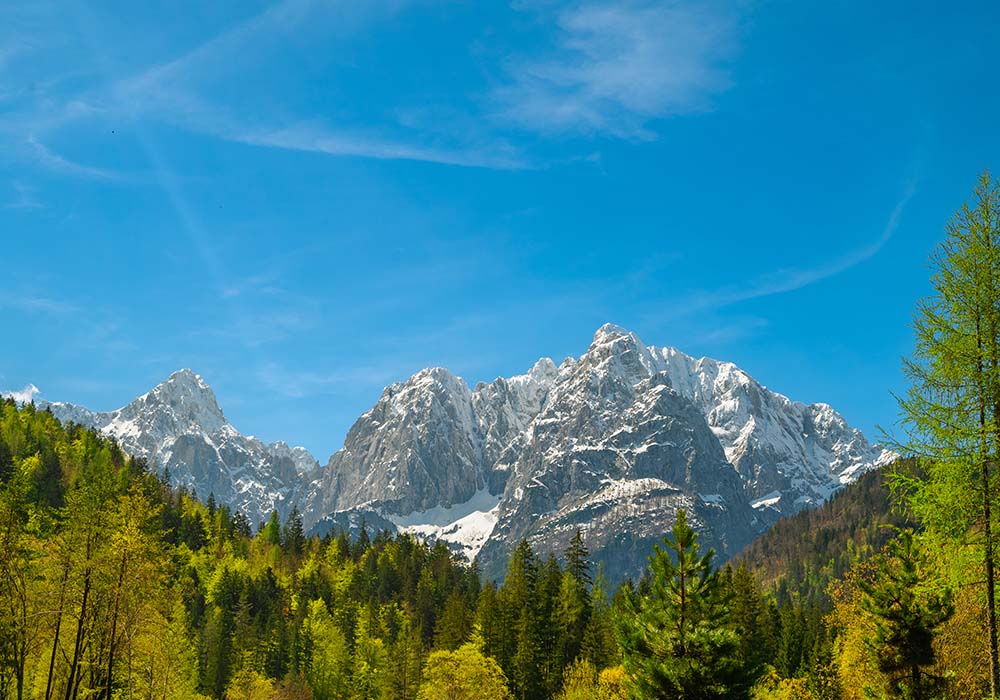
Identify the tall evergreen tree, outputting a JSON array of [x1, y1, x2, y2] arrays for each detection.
[[725, 564, 776, 682], [858, 530, 953, 700], [283, 506, 305, 556], [264, 510, 282, 547], [580, 564, 619, 671], [564, 529, 592, 589], [615, 509, 754, 700], [434, 590, 472, 651], [891, 169, 1000, 696], [500, 540, 545, 700]]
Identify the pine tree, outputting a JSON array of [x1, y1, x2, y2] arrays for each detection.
[[726, 564, 775, 682], [615, 509, 753, 700], [501, 540, 544, 700], [580, 563, 619, 671], [858, 530, 953, 699], [564, 529, 592, 588], [891, 169, 1000, 696], [232, 510, 252, 538], [283, 506, 305, 556], [388, 616, 424, 700], [264, 511, 282, 547], [434, 590, 472, 651]]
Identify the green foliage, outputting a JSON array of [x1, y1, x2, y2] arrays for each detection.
[[736, 466, 911, 609], [0, 402, 487, 700], [417, 643, 512, 700], [751, 670, 818, 700], [302, 598, 351, 700], [890, 169, 1000, 697], [857, 531, 953, 699], [893, 172, 1000, 697], [265, 510, 282, 547], [556, 658, 628, 700], [0, 345, 989, 700], [615, 509, 756, 699]]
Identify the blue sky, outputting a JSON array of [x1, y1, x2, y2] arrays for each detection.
[[2, 0, 998, 461]]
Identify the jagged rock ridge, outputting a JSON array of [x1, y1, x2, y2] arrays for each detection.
[[38, 370, 319, 524], [306, 324, 892, 581], [17, 325, 891, 581]]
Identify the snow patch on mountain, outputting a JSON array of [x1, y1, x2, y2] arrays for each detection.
[[37, 369, 319, 524], [307, 323, 892, 580], [388, 489, 502, 560], [13, 323, 892, 581]]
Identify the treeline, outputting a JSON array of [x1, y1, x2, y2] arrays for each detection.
[[0, 396, 994, 700], [4, 173, 998, 700], [5, 166, 1000, 699], [3, 396, 986, 700], [735, 464, 914, 607], [0, 399, 619, 700]]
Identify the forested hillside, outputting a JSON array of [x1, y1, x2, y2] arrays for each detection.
[[735, 463, 914, 606], [0, 396, 993, 700]]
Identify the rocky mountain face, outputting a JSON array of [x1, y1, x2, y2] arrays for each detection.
[[305, 324, 891, 581], [21, 325, 892, 582], [38, 369, 319, 525]]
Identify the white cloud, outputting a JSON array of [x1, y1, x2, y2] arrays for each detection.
[[255, 362, 404, 399], [5, 0, 737, 176], [224, 121, 530, 170], [671, 183, 916, 315], [110, 0, 529, 170], [27, 135, 119, 180], [494, 1, 735, 137], [2, 384, 41, 403]]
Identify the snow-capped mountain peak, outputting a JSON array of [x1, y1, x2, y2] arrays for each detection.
[[306, 324, 891, 580], [38, 371, 319, 523], [110, 368, 227, 438], [22, 324, 891, 581]]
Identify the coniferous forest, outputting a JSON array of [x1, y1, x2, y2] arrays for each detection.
[[1, 172, 999, 700]]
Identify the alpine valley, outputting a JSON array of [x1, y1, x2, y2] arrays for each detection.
[[34, 324, 892, 581]]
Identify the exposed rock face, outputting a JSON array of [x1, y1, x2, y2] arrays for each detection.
[[25, 325, 891, 581], [310, 367, 485, 517], [40, 370, 318, 524], [477, 354, 758, 581], [304, 324, 891, 581], [656, 343, 895, 510]]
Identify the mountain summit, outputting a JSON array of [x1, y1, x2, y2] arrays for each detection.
[[304, 324, 892, 580], [30, 325, 891, 580], [39, 370, 319, 524]]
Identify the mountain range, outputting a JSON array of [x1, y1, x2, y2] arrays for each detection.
[[25, 324, 892, 581]]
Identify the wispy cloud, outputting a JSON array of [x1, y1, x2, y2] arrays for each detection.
[[690, 316, 771, 345], [667, 183, 916, 316], [5, 0, 737, 176], [1, 384, 41, 403], [228, 122, 530, 170], [107, 0, 529, 170], [0, 291, 77, 314], [27, 135, 119, 180], [3, 181, 41, 209], [494, 1, 736, 137], [118, 0, 317, 100]]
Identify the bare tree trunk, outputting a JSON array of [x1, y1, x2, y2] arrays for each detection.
[[985, 463, 999, 699], [981, 211, 1000, 698], [104, 552, 127, 700], [62, 565, 91, 700], [44, 555, 70, 700]]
